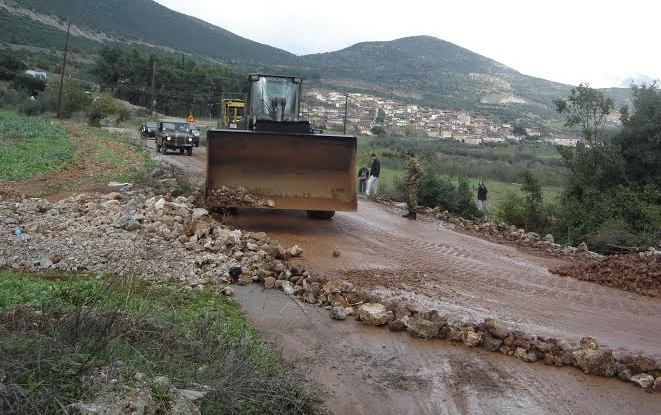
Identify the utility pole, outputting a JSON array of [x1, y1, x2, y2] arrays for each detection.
[[343, 93, 348, 135], [150, 60, 156, 114], [56, 21, 71, 118]]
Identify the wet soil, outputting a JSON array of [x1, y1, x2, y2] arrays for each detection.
[[235, 284, 660, 415], [226, 201, 661, 361]]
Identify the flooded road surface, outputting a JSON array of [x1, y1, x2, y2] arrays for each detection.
[[235, 285, 660, 415], [226, 200, 661, 360]]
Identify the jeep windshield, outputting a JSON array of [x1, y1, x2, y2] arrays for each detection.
[[146, 122, 157, 129], [249, 75, 301, 122], [162, 122, 189, 133]]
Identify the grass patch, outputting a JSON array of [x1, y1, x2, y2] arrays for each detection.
[[0, 271, 320, 414], [0, 113, 74, 180]]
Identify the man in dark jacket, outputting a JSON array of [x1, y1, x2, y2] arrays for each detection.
[[358, 164, 370, 194], [366, 153, 380, 195], [477, 180, 488, 212]]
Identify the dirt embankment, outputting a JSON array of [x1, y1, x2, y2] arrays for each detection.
[[551, 253, 661, 298]]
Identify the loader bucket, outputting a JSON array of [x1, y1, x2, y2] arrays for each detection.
[[205, 129, 357, 212]]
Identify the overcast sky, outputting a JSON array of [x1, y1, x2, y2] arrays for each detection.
[[155, 0, 659, 88]]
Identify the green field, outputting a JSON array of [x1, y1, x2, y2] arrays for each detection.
[[359, 135, 566, 216], [0, 111, 74, 180]]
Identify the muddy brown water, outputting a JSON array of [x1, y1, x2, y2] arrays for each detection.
[[235, 285, 660, 415], [226, 200, 661, 362]]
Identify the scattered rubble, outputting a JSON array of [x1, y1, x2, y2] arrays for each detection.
[[206, 186, 275, 208], [550, 253, 661, 298]]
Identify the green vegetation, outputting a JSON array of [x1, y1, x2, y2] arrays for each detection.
[[0, 270, 320, 414], [0, 113, 73, 180], [551, 84, 661, 252], [93, 47, 244, 117]]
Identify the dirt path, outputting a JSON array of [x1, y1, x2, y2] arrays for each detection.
[[226, 202, 661, 361], [235, 284, 660, 415]]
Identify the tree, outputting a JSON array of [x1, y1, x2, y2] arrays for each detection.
[[370, 125, 386, 137], [615, 83, 661, 188], [519, 169, 545, 230], [553, 83, 614, 145], [512, 123, 527, 137]]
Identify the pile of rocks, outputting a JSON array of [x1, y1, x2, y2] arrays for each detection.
[[206, 186, 275, 208], [550, 253, 661, 298], [0, 189, 291, 290]]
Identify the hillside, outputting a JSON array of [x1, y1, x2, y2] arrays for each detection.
[[0, 0, 296, 67]]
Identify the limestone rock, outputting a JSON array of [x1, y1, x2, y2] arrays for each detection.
[[462, 330, 482, 347], [357, 303, 393, 326], [482, 334, 503, 352], [484, 318, 510, 339], [571, 337, 615, 377], [264, 277, 276, 289], [405, 314, 446, 339], [630, 373, 654, 388], [329, 306, 347, 321], [289, 245, 303, 257]]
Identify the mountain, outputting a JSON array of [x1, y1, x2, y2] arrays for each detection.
[[297, 36, 578, 118], [0, 0, 296, 66], [1, 0, 631, 121]]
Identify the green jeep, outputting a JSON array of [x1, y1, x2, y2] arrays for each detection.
[[156, 120, 194, 156]]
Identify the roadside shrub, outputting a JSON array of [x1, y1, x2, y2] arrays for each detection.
[[497, 190, 526, 228], [86, 95, 131, 126], [0, 84, 29, 107], [38, 80, 91, 118], [17, 99, 44, 116]]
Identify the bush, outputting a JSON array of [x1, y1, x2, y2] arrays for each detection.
[[0, 84, 29, 107], [87, 95, 118, 126], [17, 99, 44, 116], [497, 190, 526, 228]]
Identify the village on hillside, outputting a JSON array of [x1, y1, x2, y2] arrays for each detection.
[[303, 88, 583, 146]]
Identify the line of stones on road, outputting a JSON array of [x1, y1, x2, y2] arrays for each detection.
[[259, 271, 661, 393]]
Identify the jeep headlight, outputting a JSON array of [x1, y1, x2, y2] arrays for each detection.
[[166, 136, 171, 141], [188, 137, 192, 142]]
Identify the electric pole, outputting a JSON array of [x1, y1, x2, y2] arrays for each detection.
[[56, 21, 71, 118], [150, 60, 156, 114], [343, 93, 348, 135]]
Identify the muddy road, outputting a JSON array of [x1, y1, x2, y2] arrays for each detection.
[[236, 285, 660, 415], [118, 129, 661, 413], [226, 203, 661, 361]]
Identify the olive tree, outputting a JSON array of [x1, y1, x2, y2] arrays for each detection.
[[553, 83, 614, 145]]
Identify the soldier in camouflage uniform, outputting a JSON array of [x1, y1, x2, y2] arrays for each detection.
[[402, 151, 422, 220]]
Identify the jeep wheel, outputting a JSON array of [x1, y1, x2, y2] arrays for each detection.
[[161, 144, 167, 154], [187, 147, 193, 156], [180, 148, 184, 154]]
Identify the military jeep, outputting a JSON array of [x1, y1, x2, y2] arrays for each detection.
[[155, 120, 194, 156]]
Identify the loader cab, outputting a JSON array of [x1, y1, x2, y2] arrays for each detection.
[[246, 74, 311, 134]]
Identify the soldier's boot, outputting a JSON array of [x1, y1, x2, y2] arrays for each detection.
[[402, 211, 412, 218], [407, 211, 417, 220]]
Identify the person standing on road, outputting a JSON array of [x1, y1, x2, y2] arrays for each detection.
[[477, 180, 488, 212], [402, 152, 422, 220], [366, 153, 380, 195], [358, 164, 370, 194]]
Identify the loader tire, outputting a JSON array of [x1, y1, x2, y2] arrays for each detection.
[[306, 210, 335, 220]]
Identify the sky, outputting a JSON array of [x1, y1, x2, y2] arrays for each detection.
[[154, 0, 660, 88]]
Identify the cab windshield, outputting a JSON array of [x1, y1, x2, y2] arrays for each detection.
[[249, 76, 300, 122], [162, 122, 189, 133]]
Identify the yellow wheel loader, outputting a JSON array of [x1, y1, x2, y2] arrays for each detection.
[[222, 99, 245, 129], [205, 74, 357, 219]]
